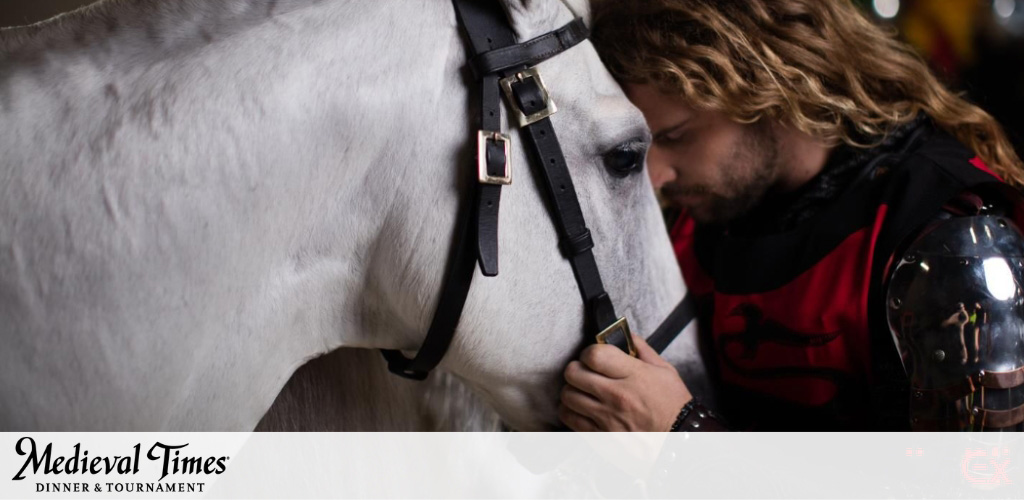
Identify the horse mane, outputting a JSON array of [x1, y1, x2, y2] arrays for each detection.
[[1, 0, 129, 51], [2, 0, 588, 54], [0, 0, 309, 54]]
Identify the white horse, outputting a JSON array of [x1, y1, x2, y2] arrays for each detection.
[[255, 348, 503, 431], [0, 0, 698, 431]]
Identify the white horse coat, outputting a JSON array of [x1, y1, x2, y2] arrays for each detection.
[[0, 0, 697, 431]]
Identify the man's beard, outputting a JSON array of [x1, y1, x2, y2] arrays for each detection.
[[664, 124, 779, 225]]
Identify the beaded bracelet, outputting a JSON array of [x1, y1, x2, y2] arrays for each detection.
[[669, 397, 731, 431], [668, 398, 697, 432]]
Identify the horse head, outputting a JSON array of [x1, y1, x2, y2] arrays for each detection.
[[0, 0, 692, 431]]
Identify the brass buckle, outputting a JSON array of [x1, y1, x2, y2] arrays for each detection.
[[477, 130, 512, 185], [499, 68, 558, 127], [595, 317, 637, 358]]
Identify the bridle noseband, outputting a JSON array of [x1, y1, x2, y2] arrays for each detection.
[[381, 0, 694, 381]]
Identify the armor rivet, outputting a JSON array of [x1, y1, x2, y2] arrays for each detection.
[[905, 254, 917, 263], [999, 219, 1008, 228], [890, 298, 902, 309], [690, 421, 701, 429], [933, 349, 946, 362], [697, 411, 706, 419], [913, 391, 923, 399], [972, 407, 980, 416], [960, 258, 970, 266]]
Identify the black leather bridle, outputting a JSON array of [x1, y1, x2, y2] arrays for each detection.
[[381, 0, 695, 381]]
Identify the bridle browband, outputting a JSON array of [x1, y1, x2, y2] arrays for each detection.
[[381, 0, 694, 381]]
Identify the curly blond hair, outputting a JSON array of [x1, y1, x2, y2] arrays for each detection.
[[592, 0, 1024, 186]]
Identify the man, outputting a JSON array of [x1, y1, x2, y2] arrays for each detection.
[[559, 0, 1024, 431]]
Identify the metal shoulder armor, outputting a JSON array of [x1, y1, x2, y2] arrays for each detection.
[[887, 214, 1024, 431]]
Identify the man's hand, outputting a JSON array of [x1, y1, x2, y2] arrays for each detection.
[[559, 334, 692, 431]]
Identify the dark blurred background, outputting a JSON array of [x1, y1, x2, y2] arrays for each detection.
[[852, 0, 1024, 159], [2, 0, 1023, 155], [1, 0, 99, 29]]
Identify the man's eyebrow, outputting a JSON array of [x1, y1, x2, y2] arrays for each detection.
[[652, 119, 691, 141]]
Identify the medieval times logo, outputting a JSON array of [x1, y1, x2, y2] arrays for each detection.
[[11, 437, 229, 494]]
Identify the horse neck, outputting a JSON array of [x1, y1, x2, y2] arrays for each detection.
[[0, 0, 470, 353], [2, 0, 327, 53]]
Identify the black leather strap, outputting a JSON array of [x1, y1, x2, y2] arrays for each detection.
[[380, 195, 477, 380], [456, 0, 618, 347], [382, 0, 643, 379], [454, 0, 516, 278], [381, 0, 517, 379], [454, 0, 516, 52], [647, 293, 697, 354], [509, 81, 624, 350], [477, 75, 503, 277], [460, 0, 624, 351], [469, 18, 589, 77]]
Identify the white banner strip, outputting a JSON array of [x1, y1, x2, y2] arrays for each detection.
[[2, 432, 1022, 499]]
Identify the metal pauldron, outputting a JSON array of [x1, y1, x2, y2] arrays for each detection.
[[887, 214, 1024, 430]]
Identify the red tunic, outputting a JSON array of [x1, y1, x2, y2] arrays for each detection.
[[671, 127, 1018, 430]]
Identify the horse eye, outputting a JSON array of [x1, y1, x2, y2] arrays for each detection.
[[603, 142, 646, 178]]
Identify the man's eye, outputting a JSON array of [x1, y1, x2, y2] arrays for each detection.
[[659, 130, 688, 145], [603, 141, 647, 178]]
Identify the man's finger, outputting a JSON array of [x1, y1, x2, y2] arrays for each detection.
[[560, 384, 605, 419], [563, 360, 613, 398], [558, 403, 599, 432], [580, 344, 637, 379], [633, 334, 671, 366]]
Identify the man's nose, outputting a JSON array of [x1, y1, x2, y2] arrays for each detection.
[[646, 147, 676, 190]]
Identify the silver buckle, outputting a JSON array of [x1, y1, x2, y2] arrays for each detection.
[[595, 317, 637, 358], [477, 130, 512, 185], [499, 68, 558, 127]]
